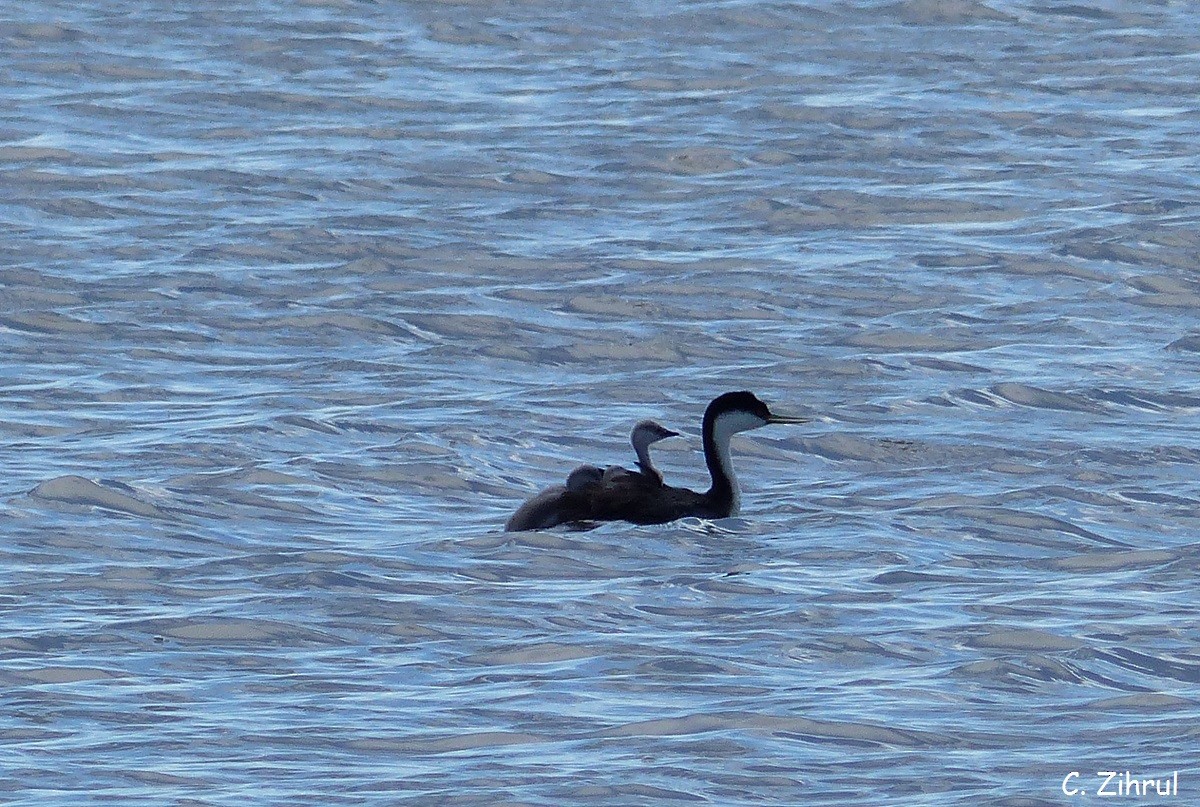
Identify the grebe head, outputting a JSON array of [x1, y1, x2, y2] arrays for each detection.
[[565, 464, 604, 492], [705, 391, 809, 436], [631, 419, 679, 452]]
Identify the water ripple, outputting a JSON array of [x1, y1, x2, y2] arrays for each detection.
[[2, 1, 1199, 804]]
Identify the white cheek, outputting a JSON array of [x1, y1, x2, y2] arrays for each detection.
[[713, 410, 767, 440]]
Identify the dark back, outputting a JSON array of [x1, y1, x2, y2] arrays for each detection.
[[584, 475, 712, 525], [504, 485, 593, 531]]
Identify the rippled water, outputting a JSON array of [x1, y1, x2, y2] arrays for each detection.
[[3, 1, 1199, 804]]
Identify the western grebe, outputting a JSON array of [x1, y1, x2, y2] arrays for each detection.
[[505, 392, 808, 530], [505, 419, 679, 532]]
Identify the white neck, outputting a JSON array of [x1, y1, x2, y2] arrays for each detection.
[[709, 415, 744, 515], [633, 440, 654, 472]]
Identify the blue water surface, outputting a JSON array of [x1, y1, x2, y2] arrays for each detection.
[[2, 1, 1198, 804]]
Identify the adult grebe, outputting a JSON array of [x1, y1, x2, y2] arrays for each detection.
[[505, 419, 679, 532], [584, 391, 808, 525], [505, 392, 807, 530]]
